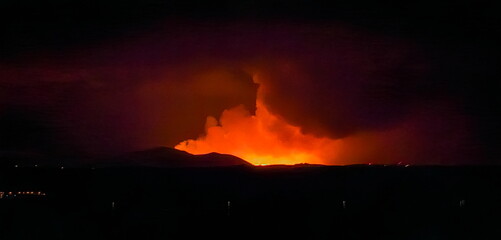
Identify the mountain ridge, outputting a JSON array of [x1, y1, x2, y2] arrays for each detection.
[[0, 147, 252, 168]]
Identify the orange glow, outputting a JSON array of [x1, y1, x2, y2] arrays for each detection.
[[175, 75, 343, 165]]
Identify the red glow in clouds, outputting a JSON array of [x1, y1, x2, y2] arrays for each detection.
[[175, 75, 343, 165]]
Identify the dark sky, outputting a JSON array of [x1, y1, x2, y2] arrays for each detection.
[[0, 0, 499, 164]]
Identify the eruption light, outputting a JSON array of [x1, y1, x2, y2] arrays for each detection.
[[175, 75, 343, 165]]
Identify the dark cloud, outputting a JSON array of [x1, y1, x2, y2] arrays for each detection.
[[253, 31, 429, 138]]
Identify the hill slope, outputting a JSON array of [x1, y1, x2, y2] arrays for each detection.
[[101, 147, 252, 168]]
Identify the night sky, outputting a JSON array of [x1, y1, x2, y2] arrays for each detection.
[[0, 0, 499, 164]]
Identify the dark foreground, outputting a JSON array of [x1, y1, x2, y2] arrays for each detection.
[[1, 165, 501, 240]]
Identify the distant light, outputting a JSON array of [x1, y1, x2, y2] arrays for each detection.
[[60, 167, 64, 170], [14, 165, 18, 168], [405, 164, 410, 167], [34, 164, 38, 167]]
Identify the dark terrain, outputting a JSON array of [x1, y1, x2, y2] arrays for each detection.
[[1, 150, 501, 239]]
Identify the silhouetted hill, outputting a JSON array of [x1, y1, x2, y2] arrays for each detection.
[[99, 147, 251, 168], [0, 147, 251, 169]]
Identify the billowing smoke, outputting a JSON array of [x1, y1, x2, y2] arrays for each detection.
[[176, 74, 343, 165], [0, 21, 482, 164], [175, 66, 473, 165]]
